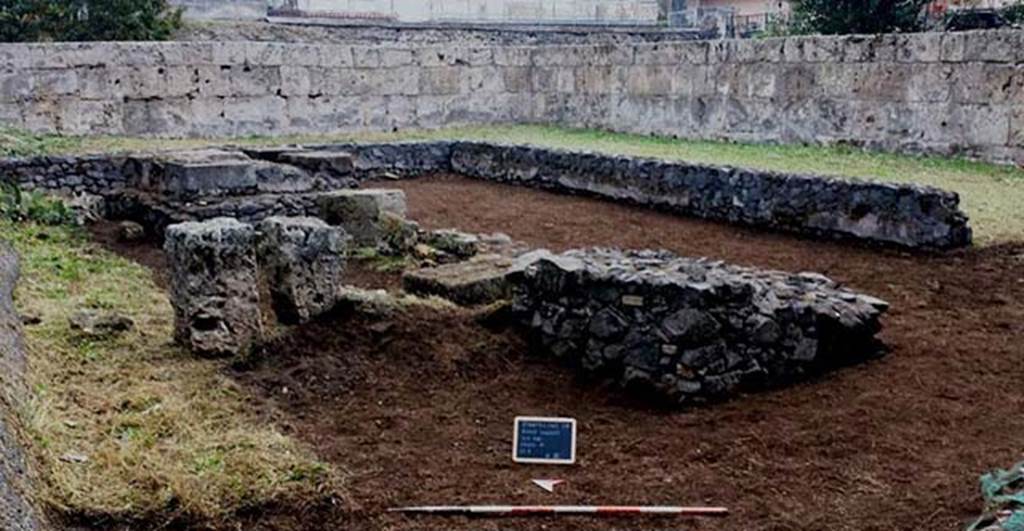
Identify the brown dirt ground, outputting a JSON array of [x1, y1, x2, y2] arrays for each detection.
[[93, 173, 1024, 531]]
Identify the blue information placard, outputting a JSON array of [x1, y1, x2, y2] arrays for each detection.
[[512, 416, 577, 465]]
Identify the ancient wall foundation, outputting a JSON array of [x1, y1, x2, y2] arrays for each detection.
[[510, 248, 889, 405], [0, 141, 972, 249], [2, 30, 1024, 163], [449, 142, 972, 249]]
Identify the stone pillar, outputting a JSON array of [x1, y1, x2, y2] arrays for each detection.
[[164, 217, 262, 358], [257, 216, 349, 324]]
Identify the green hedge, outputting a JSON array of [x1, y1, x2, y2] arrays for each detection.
[[0, 0, 182, 42], [789, 0, 930, 35]]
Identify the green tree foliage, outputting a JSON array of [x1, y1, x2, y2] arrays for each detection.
[[1002, 2, 1024, 24], [0, 0, 182, 42], [789, 0, 931, 35]]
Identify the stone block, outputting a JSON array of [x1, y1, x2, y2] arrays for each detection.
[[33, 69, 78, 97], [155, 151, 257, 198], [0, 71, 33, 102], [463, 66, 505, 94], [531, 67, 576, 94], [423, 229, 479, 260], [403, 254, 515, 306], [278, 150, 354, 177], [352, 47, 381, 68], [419, 67, 461, 96], [257, 216, 349, 324], [136, 150, 312, 198], [164, 218, 262, 358], [229, 66, 282, 97], [502, 67, 533, 93], [380, 48, 414, 68], [896, 32, 942, 63], [245, 42, 288, 66], [318, 45, 354, 68], [625, 65, 673, 96], [493, 46, 533, 66], [279, 65, 312, 97], [315, 189, 407, 246]]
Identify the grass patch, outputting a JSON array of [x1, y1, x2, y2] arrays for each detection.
[[7, 124, 1024, 244], [2, 221, 341, 525]]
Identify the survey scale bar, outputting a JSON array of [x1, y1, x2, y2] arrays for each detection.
[[388, 505, 729, 516]]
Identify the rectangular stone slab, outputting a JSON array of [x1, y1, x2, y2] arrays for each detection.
[[403, 254, 515, 306]]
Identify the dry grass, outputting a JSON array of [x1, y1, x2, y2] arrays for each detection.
[[1, 221, 342, 526], [6, 124, 1023, 245]]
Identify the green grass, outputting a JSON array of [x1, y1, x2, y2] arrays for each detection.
[[4, 124, 1023, 244], [1, 221, 342, 525]]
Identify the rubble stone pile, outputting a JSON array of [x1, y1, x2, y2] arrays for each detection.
[[510, 248, 890, 405]]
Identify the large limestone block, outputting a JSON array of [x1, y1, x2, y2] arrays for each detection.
[[315, 189, 407, 246], [131, 149, 313, 198], [165, 217, 262, 358], [277, 150, 354, 177], [257, 216, 349, 324]]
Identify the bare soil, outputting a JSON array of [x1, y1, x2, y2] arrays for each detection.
[[94, 174, 1024, 530]]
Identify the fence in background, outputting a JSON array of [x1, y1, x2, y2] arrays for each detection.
[[279, 0, 663, 25]]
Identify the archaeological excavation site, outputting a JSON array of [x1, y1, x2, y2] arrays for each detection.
[[1, 11, 1024, 531]]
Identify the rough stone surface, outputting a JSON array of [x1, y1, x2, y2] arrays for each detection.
[[403, 253, 517, 306], [450, 142, 973, 250], [423, 229, 480, 260], [257, 216, 349, 324], [176, 19, 705, 45], [3, 32, 1024, 163], [315, 189, 408, 246], [509, 248, 889, 406], [128, 150, 314, 199], [117, 220, 145, 242], [0, 242, 47, 531], [277, 150, 354, 177], [6, 142, 973, 250], [164, 218, 262, 358], [68, 309, 134, 337]]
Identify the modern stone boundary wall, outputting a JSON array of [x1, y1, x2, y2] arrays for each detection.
[[510, 248, 889, 405], [2, 30, 1024, 163], [1, 141, 971, 249], [180, 20, 705, 45], [0, 244, 47, 531]]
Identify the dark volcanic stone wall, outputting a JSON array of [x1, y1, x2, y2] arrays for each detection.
[[449, 142, 972, 249], [510, 248, 890, 406], [2, 140, 972, 249]]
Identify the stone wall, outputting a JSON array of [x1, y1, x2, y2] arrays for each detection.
[[449, 142, 972, 249], [2, 31, 1024, 163], [0, 243, 47, 531], [510, 248, 889, 405], [1, 140, 972, 248]]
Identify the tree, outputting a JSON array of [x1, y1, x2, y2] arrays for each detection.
[[0, 0, 182, 42], [789, 0, 931, 35]]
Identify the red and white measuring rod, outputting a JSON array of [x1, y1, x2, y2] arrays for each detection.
[[388, 505, 729, 517]]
